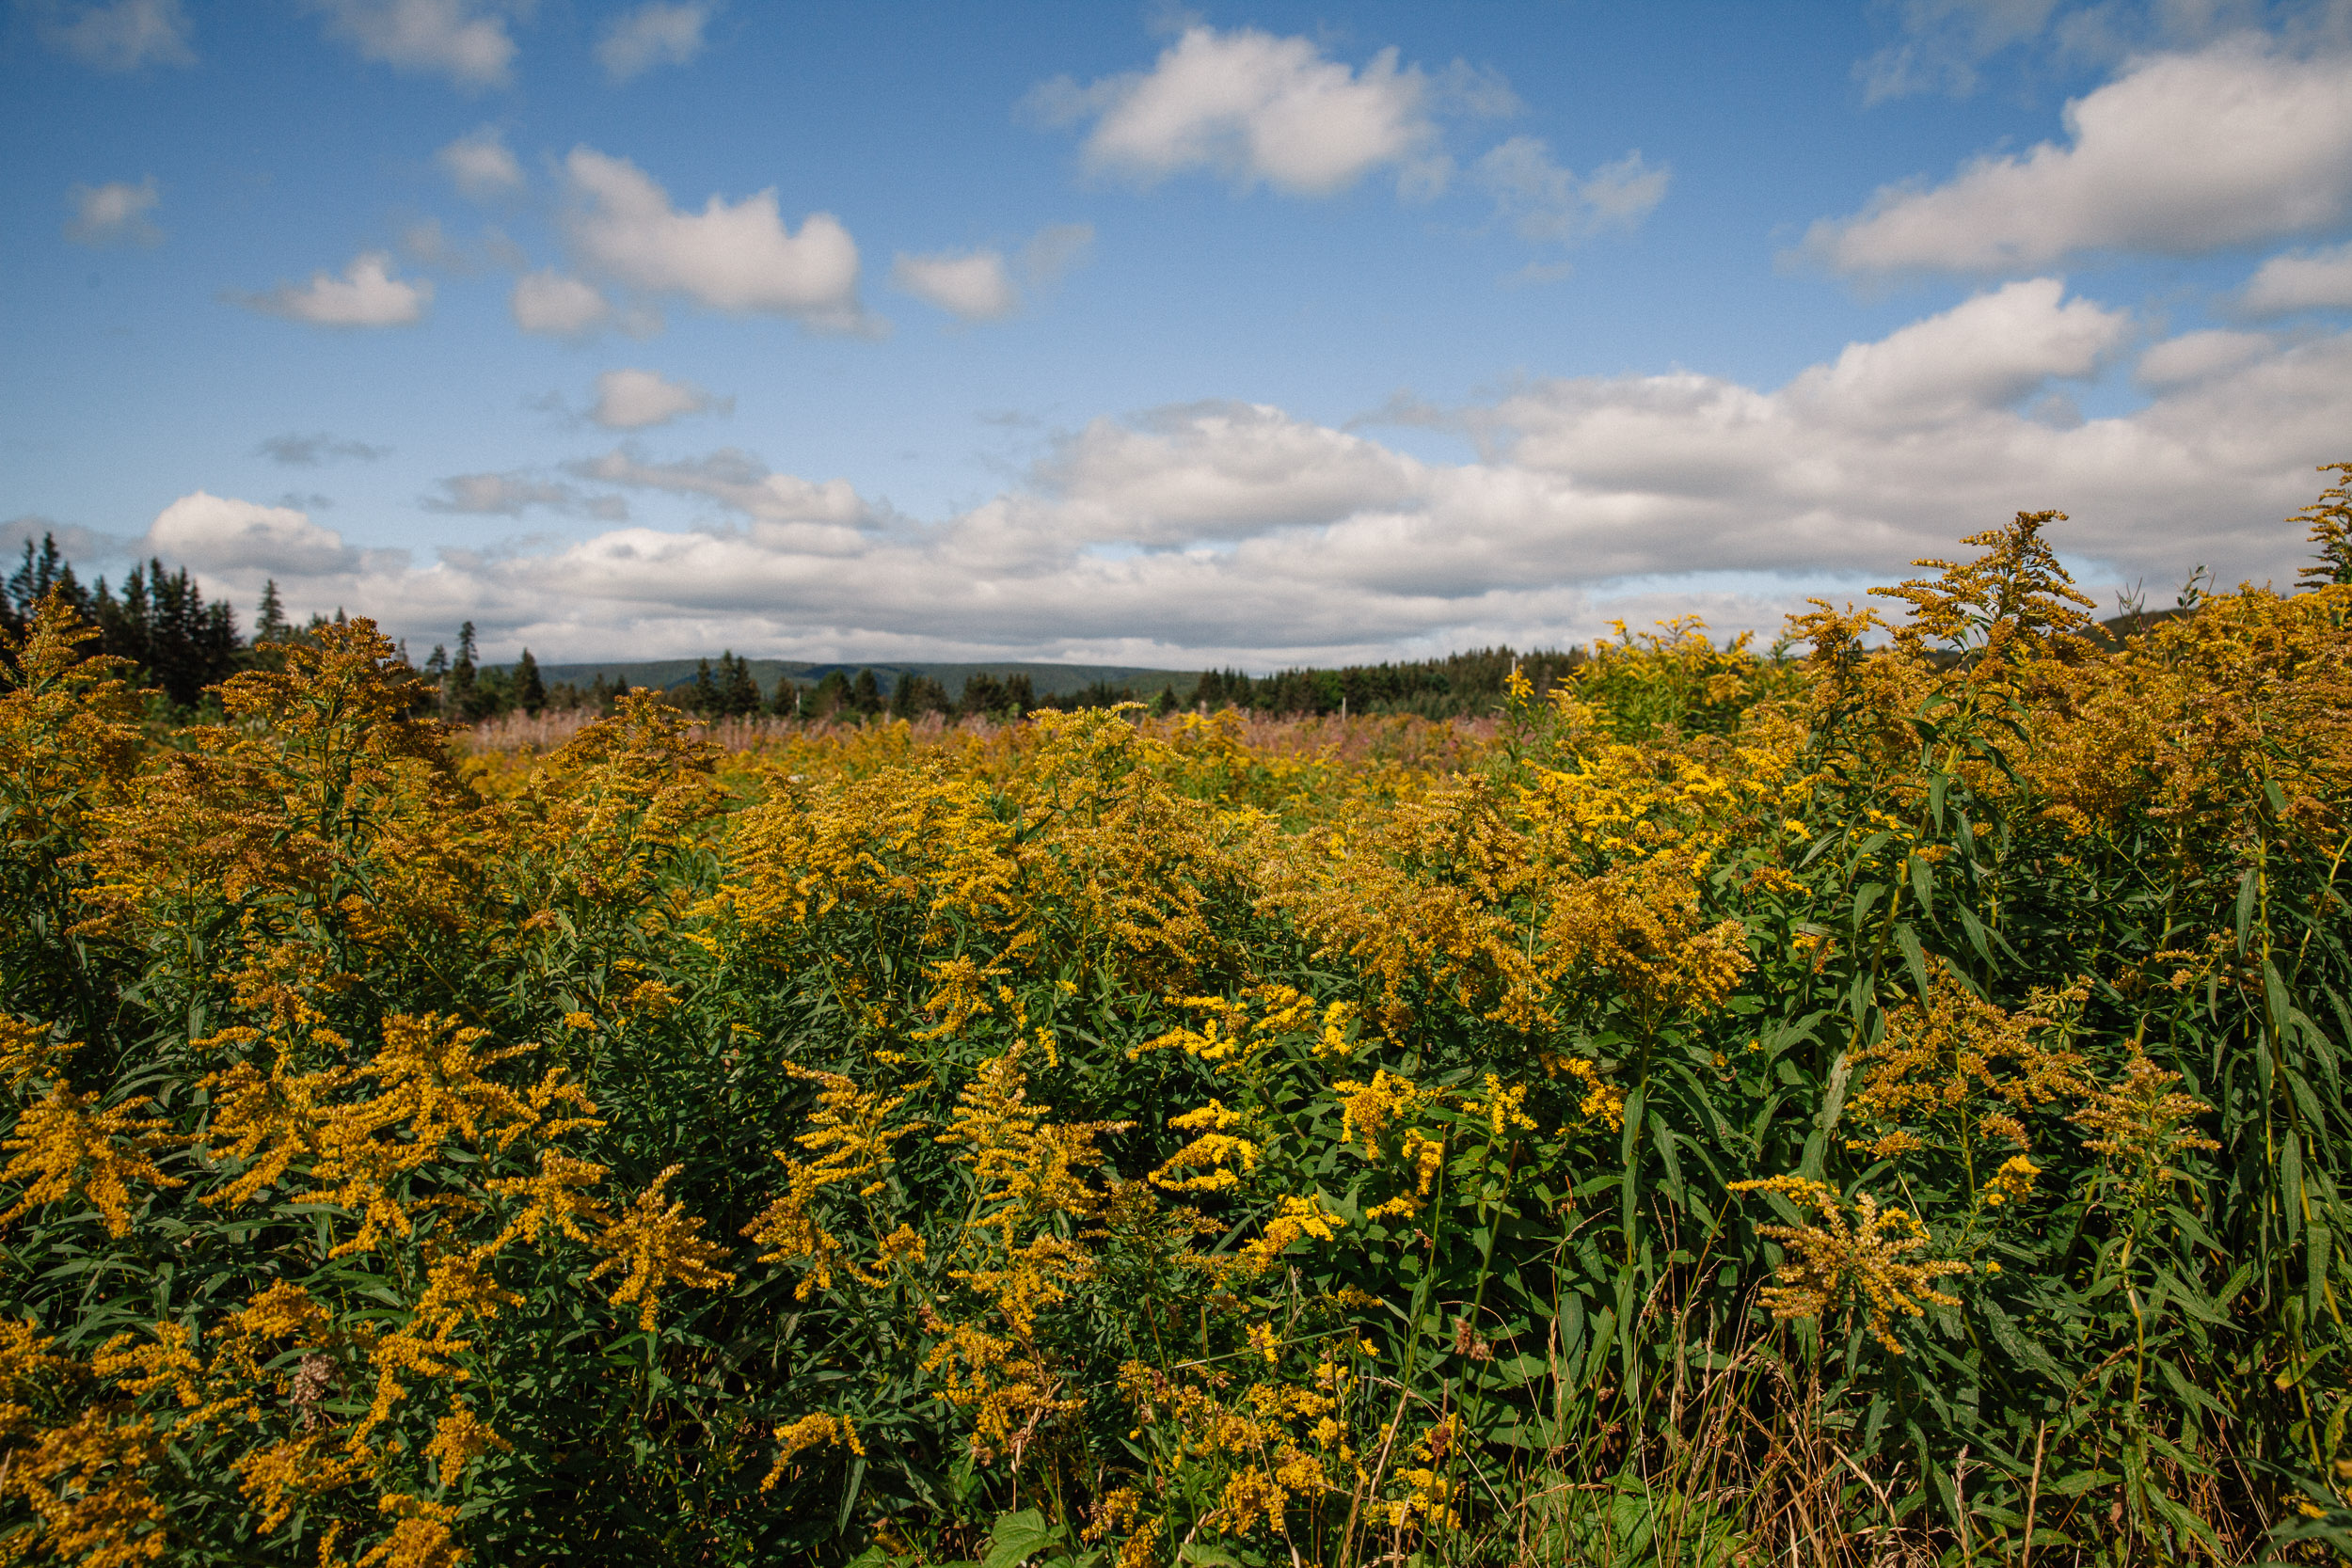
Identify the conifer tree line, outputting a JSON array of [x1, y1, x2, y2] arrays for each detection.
[[1, 534, 246, 708], [1194, 645, 1591, 718], [6, 530, 1632, 722]]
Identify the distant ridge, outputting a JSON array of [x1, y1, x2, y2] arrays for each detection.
[[505, 658, 1189, 700]]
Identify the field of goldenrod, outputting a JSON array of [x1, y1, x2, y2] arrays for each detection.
[[7, 486, 2352, 1566]]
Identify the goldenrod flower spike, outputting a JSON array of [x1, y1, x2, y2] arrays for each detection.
[[587, 1164, 737, 1332]]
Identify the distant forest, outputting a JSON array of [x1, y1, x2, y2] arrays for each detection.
[[3, 532, 1597, 721]]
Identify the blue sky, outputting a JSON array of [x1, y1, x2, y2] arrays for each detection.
[[5, 0, 2350, 667]]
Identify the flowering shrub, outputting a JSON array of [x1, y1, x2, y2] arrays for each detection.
[[6, 479, 2352, 1563]]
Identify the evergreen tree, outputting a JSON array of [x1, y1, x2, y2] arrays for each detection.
[[958, 672, 1006, 718], [448, 622, 479, 719], [1003, 673, 1035, 716], [719, 651, 761, 717], [516, 648, 546, 717], [768, 677, 801, 719], [850, 668, 882, 717], [87, 559, 242, 707], [690, 657, 719, 716], [4, 534, 87, 641], [811, 671, 851, 718], [472, 663, 516, 718], [254, 579, 290, 642]]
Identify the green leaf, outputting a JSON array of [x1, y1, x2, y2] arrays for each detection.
[[1176, 1546, 1242, 1567], [1978, 1294, 2063, 1380], [980, 1509, 1055, 1568], [2312, 1223, 2333, 1325], [1648, 1112, 1686, 1206], [2149, 1266, 2231, 1328], [2164, 1204, 2220, 1255], [1957, 906, 1993, 966], [1893, 921, 1931, 1004], [2286, 1132, 2307, 1249]]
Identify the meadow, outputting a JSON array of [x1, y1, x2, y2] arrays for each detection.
[[5, 479, 2352, 1566]]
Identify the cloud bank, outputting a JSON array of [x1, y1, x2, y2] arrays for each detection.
[[152, 281, 2352, 665]]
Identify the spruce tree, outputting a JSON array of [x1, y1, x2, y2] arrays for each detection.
[[449, 622, 479, 718], [254, 579, 289, 642], [812, 671, 851, 718], [959, 672, 1005, 718], [720, 651, 761, 717], [516, 648, 546, 717], [4, 534, 87, 641]]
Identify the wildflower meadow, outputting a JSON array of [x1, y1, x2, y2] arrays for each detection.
[[8, 470, 2352, 1566]]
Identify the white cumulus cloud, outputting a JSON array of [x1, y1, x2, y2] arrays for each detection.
[[558, 147, 870, 331], [64, 177, 162, 245], [237, 253, 432, 328], [306, 0, 520, 90], [590, 368, 728, 428], [511, 270, 612, 337], [437, 125, 524, 199], [892, 250, 1017, 322], [2137, 328, 2276, 388], [2240, 241, 2352, 315], [38, 0, 195, 71], [1029, 24, 1437, 197], [893, 222, 1097, 322], [597, 2, 710, 82], [1031, 401, 1424, 546], [1783, 277, 2129, 425], [566, 449, 869, 531], [145, 493, 358, 576], [1808, 40, 2352, 274], [1474, 138, 1668, 245]]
